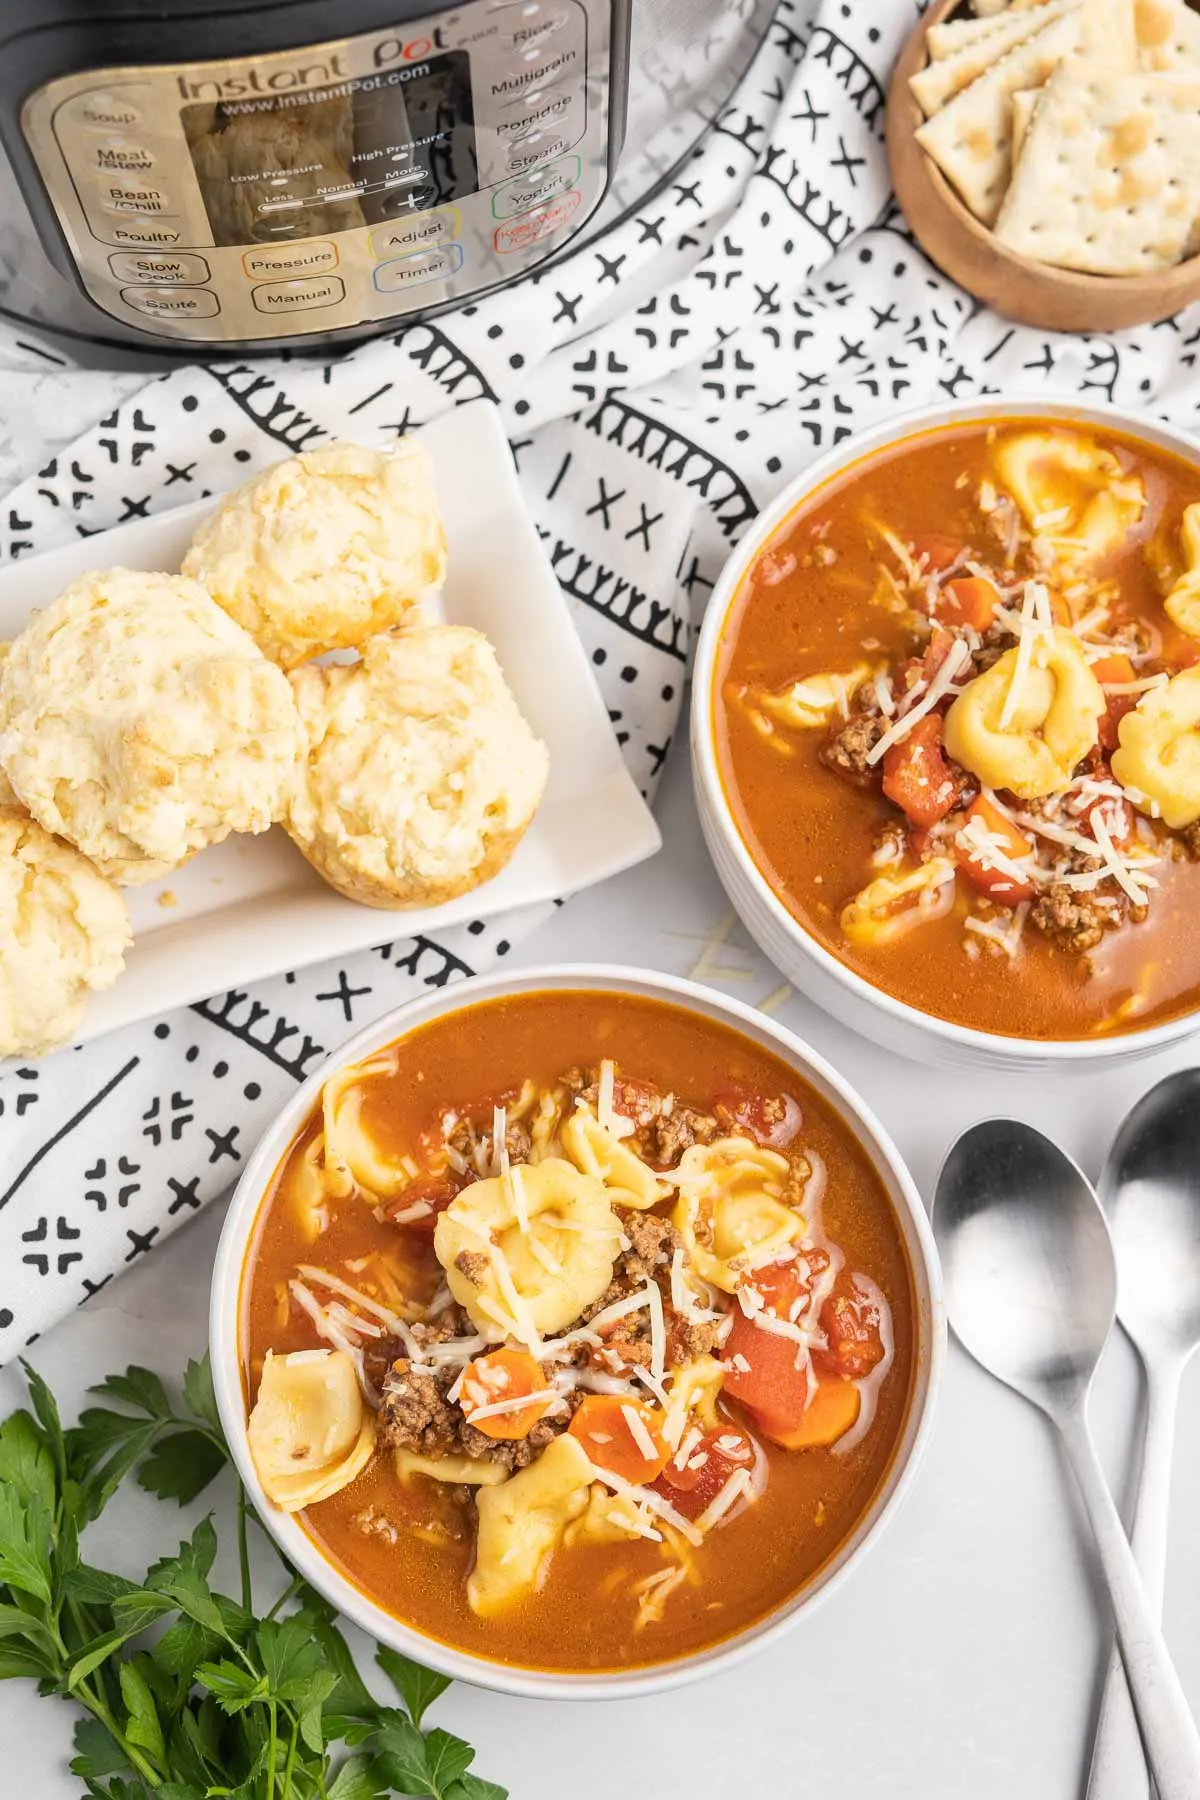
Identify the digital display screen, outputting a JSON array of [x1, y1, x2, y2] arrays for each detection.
[[181, 53, 477, 246]]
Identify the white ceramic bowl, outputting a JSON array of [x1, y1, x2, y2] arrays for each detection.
[[692, 396, 1200, 1072], [210, 963, 944, 1700]]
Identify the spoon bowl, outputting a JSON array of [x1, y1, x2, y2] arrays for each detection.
[[1100, 1068, 1200, 1362], [934, 1119, 1116, 1411]]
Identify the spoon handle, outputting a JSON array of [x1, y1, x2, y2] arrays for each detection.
[[1085, 1361, 1183, 1800], [1057, 1403, 1200, 1800]]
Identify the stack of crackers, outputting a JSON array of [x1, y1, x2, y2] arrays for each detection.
[[911, 0, 1200, 275]]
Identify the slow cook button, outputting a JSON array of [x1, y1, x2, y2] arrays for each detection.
[[242, 241, 338, 280], [252, 274, 346, 313], [373, 244, 465, 293], [120, 285, 219, 319], [109, 250, 210, 285], [491, 153, 580, 219], [493, 187, 581, 252], [369, 208, 460, 260]]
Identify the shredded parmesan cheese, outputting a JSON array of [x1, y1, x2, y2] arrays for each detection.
[[462, 1386, 565, 1426], [866, 637, 971, 765], [621, 1403, 661, 1463], [693, 1467, 754, 1535]]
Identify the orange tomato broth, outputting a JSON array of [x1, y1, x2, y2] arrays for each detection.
[[713, 418, 1200, 1041], [240, 990, 918, 1671]]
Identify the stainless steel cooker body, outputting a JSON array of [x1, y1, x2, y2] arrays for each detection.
[[0, 0, 772, 356]]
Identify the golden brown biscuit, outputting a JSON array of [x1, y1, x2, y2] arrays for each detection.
[[285, 625, 548, 908], [0, 807, 131, 1057], [0, 568, 300, 884], [182, 438, 446, 668]]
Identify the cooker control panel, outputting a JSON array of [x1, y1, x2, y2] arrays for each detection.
[[20, 1, 611, 342]]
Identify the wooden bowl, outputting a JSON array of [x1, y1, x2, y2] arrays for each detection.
[[886, 0, 1200, 332]]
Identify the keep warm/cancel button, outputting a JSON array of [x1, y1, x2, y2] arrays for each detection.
[[251, 274, 345, 314]]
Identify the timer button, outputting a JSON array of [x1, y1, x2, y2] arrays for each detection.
[[109, 250, 210, 285], [120, 285, 219, 319], [372, 244, 464, 292]]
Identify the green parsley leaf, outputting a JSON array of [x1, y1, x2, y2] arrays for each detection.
[[119, 1658, 168, 1770], [90, 1368, 172, 1418], [423, 1728, 475, 1793], [256, 1615, 339, 1710], [70, 1717, 132, 1781], [0, 1410, 56, 1515], [0, 1484, 53, 1605], [20, 1359, 67, 1494], [0, 1639, 58, 1681], [143, 1521, 225, 1637], [373, 1710, 434, 1795], [138, 1430, 227, 1506], [196, 1659, 269, 1714], [447, 1778, 509, 1800], [151, 1615, 222, 1681], [67, 1628, 142, 1693], [182, 1356, 224, 1439], [328, 1754, 388, 1800], [376, 1645, 452, 1729], [66, 1565, 144, 1609]]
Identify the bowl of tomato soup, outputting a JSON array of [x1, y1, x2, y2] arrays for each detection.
[[210, 965, 942, 1697], [694, 399, 1200, 1067]]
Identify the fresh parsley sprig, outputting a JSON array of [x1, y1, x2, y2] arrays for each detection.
[[0, 1355, 507, 1800]]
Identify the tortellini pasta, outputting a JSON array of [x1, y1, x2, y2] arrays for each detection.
[[434, 1157, 622, 1340], [559, 1105, 666, 1210], [468, 1432, 595, 1615], [743, 664, 873, 739], [942, 628, 1104, 797], [1164, 505, 1200, 640], [321, 1054, 410, 1201], [1112, 665, 1200, 829], [394, 1447, 507, 1487], [993, 430, 1145, 565], [839, 857, 957, 949], [671, 1138, 803, 1294], [248, 1348, 375, 1513], [566, 1483, 653, 1547], [661, 1354, 726, 1450]]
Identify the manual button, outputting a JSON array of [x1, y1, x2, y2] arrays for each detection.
[[121, 285, 219, 319], [109, 251, 210, 285], [252, 274, 345, 313]]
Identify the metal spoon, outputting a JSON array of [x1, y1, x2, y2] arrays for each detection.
[[1087, 1070, 1200, 1800], [933, 1119, 1200, 1800]]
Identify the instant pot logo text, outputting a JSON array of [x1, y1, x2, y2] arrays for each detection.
[[177, 54, 348, 101]]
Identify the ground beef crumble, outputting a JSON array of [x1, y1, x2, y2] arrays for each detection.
[[1030, 884, 1115, 954], [821, 711, 884, 777], [376, 1357, 568, 1473]]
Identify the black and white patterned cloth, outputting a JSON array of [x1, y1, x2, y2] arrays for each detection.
[[1, 0, 1198, 1359]]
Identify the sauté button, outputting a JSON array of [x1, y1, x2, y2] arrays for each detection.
[[251, 275, 346, 313], [120, 285, 220, 318]]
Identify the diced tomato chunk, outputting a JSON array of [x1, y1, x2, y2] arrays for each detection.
[[938, 576, 1000, 632], [655, 1424, 755, 1518], [882, 715, 962, 829], [954, 794, 1037, 906], [722, 1254, 829, 1444], [908, 534, 964, 574], [381, 1176, 462, 1234], [922, 625, 958, 683], [1089, 653, 1139, 754], [713, 1089, 803, 1148], [813, 1272, 887, 1381]]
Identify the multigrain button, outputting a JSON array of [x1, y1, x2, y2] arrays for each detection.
[[242, 241, 338, 280], [491, 153, 580, 218], [369, 208, 460, 259], [109, 250, 210, 284], [121, 285, 219, 319], [251, 274, 345, 313], [372, 244, 464, 292]]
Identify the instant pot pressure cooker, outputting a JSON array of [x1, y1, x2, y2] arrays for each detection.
[[0, 0, 772, 355]]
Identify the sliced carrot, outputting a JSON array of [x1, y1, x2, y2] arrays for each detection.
[[908, 533, 964, 574], [939, 575, 1000, 632], [568, 1394, 670, 1483], [882, 715, 962, 828], [955, 794, 1036, 905], [1089, 653, 1139, 754], [768, 1379, 861, 1451], [460, 1348, 550, 1442]]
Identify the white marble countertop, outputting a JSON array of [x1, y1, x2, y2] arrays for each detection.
[[5, 734, 1200, 1799]]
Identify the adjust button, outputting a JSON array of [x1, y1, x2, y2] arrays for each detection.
[[242, 241, 338, 280], [491, 153, 580, 218], [120, 285, 219, 319], [109, 250, 210, 285], [369, 208, 460, 259], [251, 274, 346, 314], [373, 244, 464, 293]]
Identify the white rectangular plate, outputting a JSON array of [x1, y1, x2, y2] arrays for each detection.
[[0, 399, 661, 1053]]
